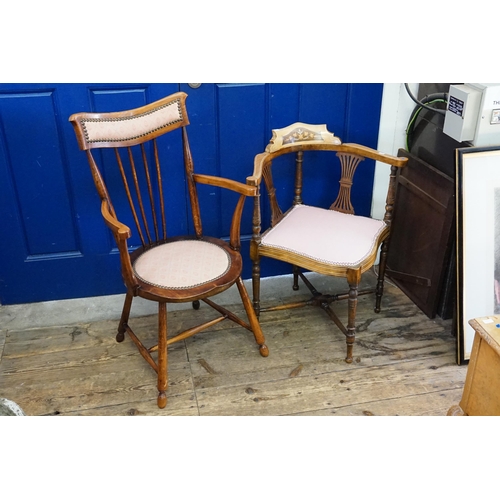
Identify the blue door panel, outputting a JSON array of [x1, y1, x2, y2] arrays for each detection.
[[216, 84, 269, 280], [343, 83, 384, 216], [90, 85, 150, 112], [0, 89, 79, 255], [299, 83, 349, 132], [217, 83, 267, 237], [0, 83, 383, 304], [178, 84, 221, 238], [296, 84, 348, 214], [344, 83, 384, 144], [269, 83, 301, 129]]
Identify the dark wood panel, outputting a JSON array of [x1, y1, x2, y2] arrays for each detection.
[[387, 149, 455, 318]]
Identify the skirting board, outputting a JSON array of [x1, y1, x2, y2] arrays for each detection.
[[0, 272, 370, 331]]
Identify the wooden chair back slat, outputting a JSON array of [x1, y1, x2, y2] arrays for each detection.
[[140, 142, 159, 242], [112, 140, 171, 247], [153, 139, 167, 241], [127, 146, 153, 245], [115, 148, 147, 247]]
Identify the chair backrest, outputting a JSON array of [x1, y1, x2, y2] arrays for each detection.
[[250, 122, 407, 228], [69, 92, 203, 247]]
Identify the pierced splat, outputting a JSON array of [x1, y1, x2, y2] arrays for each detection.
[[330, 152, 365, 214], [262, 162, 283, 227]]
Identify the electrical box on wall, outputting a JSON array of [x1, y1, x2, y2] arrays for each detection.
[[443, 83, 500, 146]]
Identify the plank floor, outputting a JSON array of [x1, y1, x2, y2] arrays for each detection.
[[0, 272, 467, 416]]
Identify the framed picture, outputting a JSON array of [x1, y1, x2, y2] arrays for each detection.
[[456, 146, 500, 364]]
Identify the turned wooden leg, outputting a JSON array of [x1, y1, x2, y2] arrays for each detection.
[[117, 291, 133, 342], [157, 302, 168, 409], [293, 265, 300, 291], [346, 268, 361, 363], [192, 300, 200, 310], [252, 257, 261, 317], [237, 277, 269, 357], [375, 241, 389, 313]]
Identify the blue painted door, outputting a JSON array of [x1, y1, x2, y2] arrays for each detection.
[[0, 83, 383, 304]]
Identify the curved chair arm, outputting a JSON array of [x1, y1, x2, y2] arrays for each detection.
[[101, 200, 138, 290], [340, 143, 407, 168], [101, 199, 131, 240], [193, 173, 257, 197], [193, 173, 257, 251], [246, 153, 269, 186]]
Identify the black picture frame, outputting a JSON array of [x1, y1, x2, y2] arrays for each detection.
[[456, 146, 500, 364]]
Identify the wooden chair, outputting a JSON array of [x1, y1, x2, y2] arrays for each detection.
[[249, 123, 407, 363], [69, 92, 268, 409]]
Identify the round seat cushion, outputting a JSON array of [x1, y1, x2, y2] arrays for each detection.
[[133, 239, 231, 289]]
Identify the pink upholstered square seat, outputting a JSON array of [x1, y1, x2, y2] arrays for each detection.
[[261, 204, 386, 267], [133, 239, 231, 289]]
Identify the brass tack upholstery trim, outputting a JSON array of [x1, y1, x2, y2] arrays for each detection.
[[261, 204, 387, 268], [133, 239, 232, 290], [80, 99, 183, 145]]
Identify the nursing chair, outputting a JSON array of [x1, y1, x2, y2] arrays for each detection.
[[249, 123, 407, 363], [69, 92, 268, 409]]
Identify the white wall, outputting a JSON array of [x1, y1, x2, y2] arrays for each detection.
[[371, 83, 419, 219]]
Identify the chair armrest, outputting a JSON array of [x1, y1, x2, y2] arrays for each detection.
[[192, 174, 256, 251], [101, 200, 131, 240], [246, 152, 268, 186], [193, 173, 257, 197], [101, 200, 138, 288], [341, 143, 408, 167]]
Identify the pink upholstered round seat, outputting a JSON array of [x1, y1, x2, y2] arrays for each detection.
[[133, 239, 231, 289], [261, 204, 386, 267]]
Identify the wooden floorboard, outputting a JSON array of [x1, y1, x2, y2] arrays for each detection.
[[0, 275, 468, 416]]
